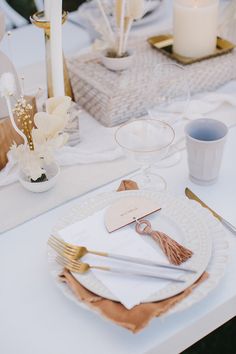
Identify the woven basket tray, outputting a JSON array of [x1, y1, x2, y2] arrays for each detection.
[[0, 96, 37, 171], [68, 41, 236, 127]]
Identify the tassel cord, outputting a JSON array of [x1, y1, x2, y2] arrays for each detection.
[[135, 219, 193, 266]]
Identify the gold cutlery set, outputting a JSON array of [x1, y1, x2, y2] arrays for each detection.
[[48, 236, 195, 283]]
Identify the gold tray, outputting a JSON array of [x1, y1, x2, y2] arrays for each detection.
[[148, 34, 235, 65]]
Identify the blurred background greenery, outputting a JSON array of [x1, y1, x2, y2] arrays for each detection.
[[6, 0, 85, 19]]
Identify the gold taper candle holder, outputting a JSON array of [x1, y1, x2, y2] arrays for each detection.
[[30, 11, 74, 99]]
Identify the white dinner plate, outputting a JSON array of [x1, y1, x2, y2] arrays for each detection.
[[48, 190, 228, 311]]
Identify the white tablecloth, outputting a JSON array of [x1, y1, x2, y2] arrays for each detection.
[[1, 6, 236, 233], [0, 127, 235, 354], [0, 2, 236, 353]]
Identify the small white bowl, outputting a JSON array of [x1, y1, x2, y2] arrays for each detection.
[[19, 162, 60, 193], [101, 50, 134, 71]]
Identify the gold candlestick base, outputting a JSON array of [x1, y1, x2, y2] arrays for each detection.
[[30, 11, 74, 99]]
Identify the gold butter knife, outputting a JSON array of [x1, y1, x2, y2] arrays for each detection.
[[185, 188, 236, 235]]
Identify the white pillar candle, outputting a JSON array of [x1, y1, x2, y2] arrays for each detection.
[[50, 0, 65, 97], [44, 0, 51, 21], [173, 0, 219, 58]]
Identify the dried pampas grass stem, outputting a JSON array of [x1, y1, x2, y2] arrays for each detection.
[[96, 0, 115, 44], [116, 0, 126, 56], [94, 0, 144, 57], [122, 17, 133, 54], [123, 0, 144, 54]]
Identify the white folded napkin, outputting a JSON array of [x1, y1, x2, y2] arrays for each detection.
[[58, 207, 182, 310]]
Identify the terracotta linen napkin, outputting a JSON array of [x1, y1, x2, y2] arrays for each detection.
[[60, 269, 208, 333], [59, 179, 209, 333]]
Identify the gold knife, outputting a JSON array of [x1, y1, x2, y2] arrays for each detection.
[[185, 188, 236, 235]]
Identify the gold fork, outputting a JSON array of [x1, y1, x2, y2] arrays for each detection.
[[56, 254, 185, 282], [48, 235, 196, 273]]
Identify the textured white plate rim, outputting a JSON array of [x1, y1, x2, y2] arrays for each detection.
[[48, 189, 228, 312], [48, 190, 212, 301]]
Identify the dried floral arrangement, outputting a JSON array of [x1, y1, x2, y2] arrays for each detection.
[[0, 72, 71, 183], [94, 0, 144, 57]]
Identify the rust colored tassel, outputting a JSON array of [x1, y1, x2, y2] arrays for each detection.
[[135, 219, 193, 266]]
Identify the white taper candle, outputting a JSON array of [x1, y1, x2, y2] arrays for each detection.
[[50, 0, 65, 97], [44, 0, 51, 21]]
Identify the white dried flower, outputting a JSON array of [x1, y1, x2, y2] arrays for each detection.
[[33, 132, 69, 164], [9, 143, 44, 181], [35, 141, 55, 165], [32, 96, 71, 141], [86, 12, 115, 50], [10, 96, 71, 182], [46, 96, 71, 117]]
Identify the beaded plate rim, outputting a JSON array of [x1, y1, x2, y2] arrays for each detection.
[[48, 190, 228, 311]]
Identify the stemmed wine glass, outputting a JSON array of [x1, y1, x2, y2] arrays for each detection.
[[147, 62, 190, 167], [115, 118, 175, 190]]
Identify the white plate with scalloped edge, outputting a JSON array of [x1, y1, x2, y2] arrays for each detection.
[[48, 190, 228, 312]]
